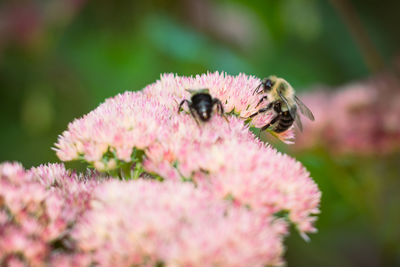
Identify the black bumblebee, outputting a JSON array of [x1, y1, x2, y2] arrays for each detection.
[[178, 89, 225, 124]]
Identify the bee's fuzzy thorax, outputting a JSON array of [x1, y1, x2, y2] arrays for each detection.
[[268, 78, 296, 111]]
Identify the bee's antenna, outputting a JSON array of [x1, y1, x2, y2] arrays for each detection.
[[253, 82, 263, 95]]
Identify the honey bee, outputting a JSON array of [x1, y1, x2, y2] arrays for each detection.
[[178, 89, 225, 125], [248, 76, 314, 133]]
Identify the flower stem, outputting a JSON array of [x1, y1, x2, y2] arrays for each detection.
[[329, 0, 385, 72]]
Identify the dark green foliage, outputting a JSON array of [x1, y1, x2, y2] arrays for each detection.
[[1, 0, 399, 266]]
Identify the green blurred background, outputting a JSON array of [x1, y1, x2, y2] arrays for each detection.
[[1, 0, 399, 266]]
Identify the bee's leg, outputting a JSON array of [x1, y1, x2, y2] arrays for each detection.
[[248, 102, 274, 118], [255, 95, 269, 108], [261, 115, 280, 131], [211, 98, 223, 114], [188, 106, 201, 127], [178, 99, 191, 113], [212, 98, 229, 123]]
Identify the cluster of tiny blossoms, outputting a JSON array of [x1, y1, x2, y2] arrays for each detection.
[[293, 72, 400, 155], [49, 72, 321, 266], [0, 162, 99, 267], [55, 72, 293, 166], [74, 180, 287, 266], [0, 162, 288, 266], [144, 115, 319, 234]]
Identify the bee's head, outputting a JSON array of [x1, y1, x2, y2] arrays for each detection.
[[263, 75, 280, 92], [198, 106, 211, 121], [262, 78, 273, 92]]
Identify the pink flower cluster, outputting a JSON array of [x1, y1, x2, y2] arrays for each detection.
[[0, 162, 99, 267], [293, 73, 400, 154], [74, 180, 287, 266], [55, 72, 292, 166], [13, 71, 323, 266], [145, 115, 319, 234], [55, 72, 318, 232], [0, 161, 296, 266]]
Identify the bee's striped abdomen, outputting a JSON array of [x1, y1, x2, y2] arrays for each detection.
[[273, 111, 294, 133]]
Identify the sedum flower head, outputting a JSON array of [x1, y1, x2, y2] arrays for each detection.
[[0, 162, 99, 267], [54, 72, 319, 235], [51, 72, 321, 265], [55, 72, 293, 164], [144, 115, 320, 234], [73, 180, 287, 267]]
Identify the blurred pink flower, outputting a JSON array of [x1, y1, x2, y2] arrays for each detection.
[[0, 162, 100, 266], [73, 180, 287, 267], [294, 73, 400, 154], [0, 0, 87, 49]]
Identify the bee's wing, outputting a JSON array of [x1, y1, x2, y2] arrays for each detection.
[[294, 112, 303, 132], [294, 95, 315, 121], [277, 90, 297, 120]]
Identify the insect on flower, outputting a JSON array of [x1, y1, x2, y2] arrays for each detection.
[[178, 89, 226, 125], [249, 76, 315, 133]]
